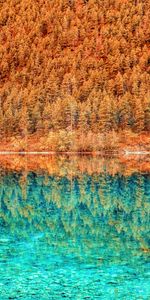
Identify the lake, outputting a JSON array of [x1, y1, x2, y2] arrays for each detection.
[[0, 156, 149, 299]]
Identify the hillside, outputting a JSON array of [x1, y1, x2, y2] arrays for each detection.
[[0, 0, 150, 151]]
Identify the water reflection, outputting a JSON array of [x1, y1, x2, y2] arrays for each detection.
[[0, 158, 149, 299]]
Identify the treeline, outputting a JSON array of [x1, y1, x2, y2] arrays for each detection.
[[0, 0, 150, 138]]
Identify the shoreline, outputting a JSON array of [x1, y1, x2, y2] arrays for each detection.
[[0, 150, 149, 155], [0, 151, 149, 177], [0, 131, 149, 157]]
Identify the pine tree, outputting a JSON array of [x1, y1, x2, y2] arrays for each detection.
[[143, 94, 150, 131], [98, 93, 114, 132], [119, 93, 132, 130], [133, 98, 145, 132]]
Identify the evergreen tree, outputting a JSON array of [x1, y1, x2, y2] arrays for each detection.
[[133, 98, 145, 132], [98, 93, 114, 132]]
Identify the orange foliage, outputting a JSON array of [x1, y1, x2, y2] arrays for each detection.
[[0, 153, 149, 177], [0, 0, 149, 147]]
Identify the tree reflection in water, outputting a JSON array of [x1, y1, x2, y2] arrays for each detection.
[[0, 160, 149, 299]]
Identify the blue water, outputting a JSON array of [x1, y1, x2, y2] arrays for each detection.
[[0, 167, 149, 299]]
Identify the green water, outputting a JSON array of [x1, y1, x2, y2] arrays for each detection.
[[0, 166, 149, 299]]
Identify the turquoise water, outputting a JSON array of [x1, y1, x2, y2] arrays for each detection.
[[0, 166, 150, 299]]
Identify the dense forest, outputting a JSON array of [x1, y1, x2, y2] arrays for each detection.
[[0, 0, 150, 150]]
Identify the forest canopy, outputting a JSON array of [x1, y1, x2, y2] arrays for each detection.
[[0, 0, 150, 145]]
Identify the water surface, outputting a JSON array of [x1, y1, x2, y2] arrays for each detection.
[[0, 158, 149, 299]]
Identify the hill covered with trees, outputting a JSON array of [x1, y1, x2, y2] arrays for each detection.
[[0, 0, 150, 151]]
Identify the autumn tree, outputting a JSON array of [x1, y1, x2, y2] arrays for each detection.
[[133, 98, 145, 133], [0, 0, 149, 150]]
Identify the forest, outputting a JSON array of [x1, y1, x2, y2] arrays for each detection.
[[0, 0, 150, 151]]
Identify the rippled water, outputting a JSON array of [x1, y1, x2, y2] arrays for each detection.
[[0, 160, 150, 299]]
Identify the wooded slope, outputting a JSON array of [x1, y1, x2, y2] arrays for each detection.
[[0, 0, 150, 138]]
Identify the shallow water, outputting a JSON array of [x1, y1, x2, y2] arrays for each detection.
[[0, 162, 150, 299]]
